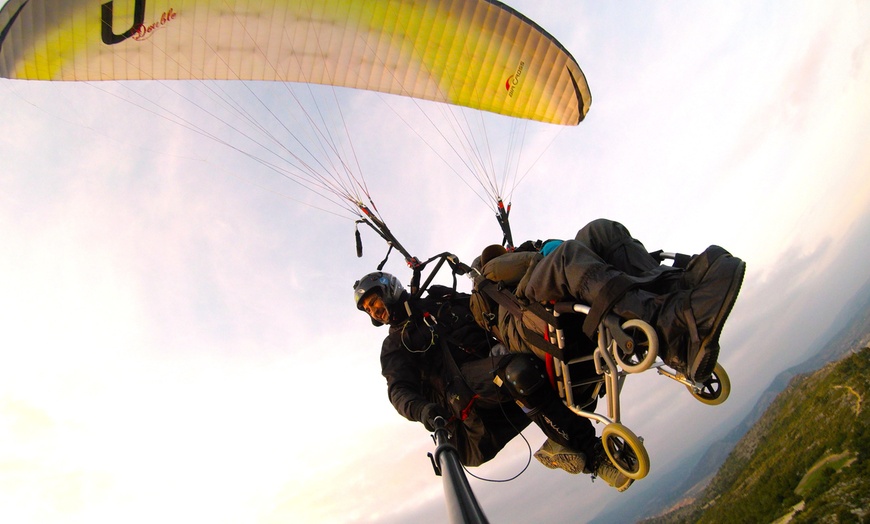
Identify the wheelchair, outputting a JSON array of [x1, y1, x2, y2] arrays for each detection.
[[540, 260, 732, 480], [415, 251, 731, 481]]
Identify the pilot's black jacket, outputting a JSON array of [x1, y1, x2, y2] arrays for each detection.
[[379, 285, 530, 467]]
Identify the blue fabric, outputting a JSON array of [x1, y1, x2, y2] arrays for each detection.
[[540, 240, 563, 257]]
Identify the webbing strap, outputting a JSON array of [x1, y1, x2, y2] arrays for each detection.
[[476, 279, 558, 326], [582, 274, 636, 339], [476, 279, 522, 318], [475, 279, 564, 361], [457, 394, 480, 422], [431, 318, 479, 420], [521, 326, 565, 361]]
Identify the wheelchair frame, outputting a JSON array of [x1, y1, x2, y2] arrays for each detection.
[[544, 296, 731, 480], [545, 303, 656, 479]]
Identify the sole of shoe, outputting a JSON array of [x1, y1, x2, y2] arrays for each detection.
[[592, 465, 634, 491], [616, 478, 634, 492], [690, 258, 746, 382], [534, 450, 587, 474]]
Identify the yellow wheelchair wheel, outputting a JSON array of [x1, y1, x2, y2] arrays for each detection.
[[601, 423, 650, 480], [688, 363, 731, 405]]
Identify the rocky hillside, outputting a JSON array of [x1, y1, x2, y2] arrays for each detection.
[[641, 343, 870, 524]]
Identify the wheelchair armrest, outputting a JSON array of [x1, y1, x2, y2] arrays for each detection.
[[553, 302, 591, 315], [650, 250, 692, 269]]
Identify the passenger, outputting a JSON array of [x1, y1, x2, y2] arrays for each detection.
[[472, 218, 745, 383]]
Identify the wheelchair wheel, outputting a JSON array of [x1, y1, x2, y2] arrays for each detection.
[[601, 423, 650, 480], [614, 319, 658, 373], [688, 363, 731, 405]]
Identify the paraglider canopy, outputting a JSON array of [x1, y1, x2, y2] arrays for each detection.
[[1, 0, 592, 260], [0, 0, 590, 125]]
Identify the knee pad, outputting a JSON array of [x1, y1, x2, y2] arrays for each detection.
[[496, 354, 550, 408]]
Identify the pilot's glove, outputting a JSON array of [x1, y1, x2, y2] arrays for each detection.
[[421, 403, 450, 431]]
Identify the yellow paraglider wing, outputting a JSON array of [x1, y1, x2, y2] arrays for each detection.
[[0, 0, 590, 124]]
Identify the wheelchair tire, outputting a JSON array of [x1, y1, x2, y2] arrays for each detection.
[[688, 363, 731, 405], [614, 319, 658, 373], [601, 423, 650, 480]]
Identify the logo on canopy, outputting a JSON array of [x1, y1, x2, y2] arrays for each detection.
[[504, 61, 526, 98], [101, 0, 178, 45], [132, 8, 177, 41]]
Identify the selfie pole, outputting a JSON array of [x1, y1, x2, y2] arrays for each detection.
[[428, 417, 490, 524]]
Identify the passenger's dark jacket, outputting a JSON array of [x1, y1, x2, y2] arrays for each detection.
[[379, 285, 529, 466]]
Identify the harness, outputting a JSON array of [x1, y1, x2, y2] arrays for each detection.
[[426, 303, 487, 424], [474, 278, 567, 361]]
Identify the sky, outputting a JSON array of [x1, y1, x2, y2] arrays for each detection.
[[1, 1, 870, 523]]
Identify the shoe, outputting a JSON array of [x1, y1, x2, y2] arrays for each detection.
[[683, 247, 745, 382], [681, 245, 731, 288], [656, 246, 745, 382], [534, 438, 587, 474], [586, 441, 633, 492], [608, 246, 745, 382]]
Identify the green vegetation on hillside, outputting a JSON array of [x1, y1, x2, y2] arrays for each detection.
[[645, 344, 870, 524]]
